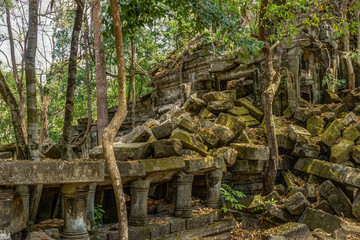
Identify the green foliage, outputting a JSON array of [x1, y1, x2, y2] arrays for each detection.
[[220, 184, 246, 213], [92, 204, 105, 239], [322, 74, 346, 92]]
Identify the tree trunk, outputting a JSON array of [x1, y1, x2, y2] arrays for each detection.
[[130, 37, 136, 129], [39, 94, 50, 144], [342, 1, 355, 90], [259, 0, 269, 42], [0, 69, 28, 159], [262, 42, 281, 195], [105, 0, 128, 238], [61, 0, 84, 160], [5, 2, 27, 141], [357, 11, 360, 68], [92, 0, 108, 146]]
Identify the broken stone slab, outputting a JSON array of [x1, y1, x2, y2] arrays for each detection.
[[183, 156, 225, 175], [170, 128, 208, 156], [288, 124, 311, 143], [237, 114, 260, 127], [314, 200, 336, 215], [177, 118, 197, 133], [230, 143, 269, 161], [101, 161, 146, 186], [262, 222, 312, 240], [323, 90, 342, 104], [284, 192, 310, 215], [323, 112, 336, 123], [144, 119, 160, 129], [265, 204, 293, 223], [89, 142, 151, 160], [138, 157, 185, 183], [303, 183, 317, 202], [207, 100, 234, 114], [330, 139, 354, 164], [294, 158, 360, 188], [234, 98, 264, 121], [299, 208, 344, 233], [39, 138, 61, 159], [343, 125, 360, 141], [202, 90, 236, 104], [233, 130, 251, 144], [320, 119, 343, 148], [294, 107, 321, 122], [343, 91, 360, 110], [277, 132, 295, 150], [292, 142, 320, 158], [214, 113, 246, 136], [230, 159, 265, 174], [121, 125, 154, 143], [152, 139, 183, 158], [152, 120, 177, 139], [201, 120, 234, 146], [210, 147, 238, 167], [283, 106, 296, 119], [352, 145, 360, 164], [307, 116, 325, 136], [342, 112, 358, 126], [332, 223, 360, 239], [227, 107, 249, 116], [0, 152, 12, 159], [334, 103, 349, 118], [318, 180, 353, 218], [0, 160, 104, 185], [183, 96, 206, 114], [198, 127, 219, 149], [199, 108, 216, 119]]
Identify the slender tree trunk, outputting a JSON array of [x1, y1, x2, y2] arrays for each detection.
[[262, 42, 281, 195], [259, 0, 269, 42], [5, 3, 27, 141], [0, 69, 28, 159], [342, 1, 355, 90], [357, 11, 360, 68], [61, 1, 84, 160], [130, 37, 136, 129], [105, 0, 128, 238], [92, 0, 108, 146], [39, 94, 50, 144]]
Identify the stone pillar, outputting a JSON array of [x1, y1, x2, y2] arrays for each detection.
[[61, 184, 90, 240], [16, 185, 30, 221], [174, 174, 194, 218], [0, 187, 14, 240], [87, 183, 97, 225], [129, 179, 150, 226], [206, 170, 223, 209]]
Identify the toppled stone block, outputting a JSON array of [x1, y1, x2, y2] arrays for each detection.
[[343, 126, 360, 141], [177, 117, 197, 133], [307, 116, 325, 136], [334, 103, 349, 117], [183, 96, 206, 114], [39, 138, 61, 159], [152, 139, 182, 158], [343, 90, 360, 110], [314, 200, 335, 215], [201, 120, 234, 146], [323, 90, 342, 104], [332, 224, 360, 240], [183, 156, 225, 175], [320, 119, 343, 148], [330, 139, 354, 164], [122, 125, 154, 143], [170, 128, 208, 156], [214, 113, 246, 136], [202, 90, 236, 104], [318, 180, 353, 218], [152, 120, 177, 139], [89, 142, 151, 160], [300, 208, 343, 233], [292, 142, 320, 158], [230, 143, 269, 161], [284, 192, 310, 215], [294, 107, 321, 122], [199, 108, 216, 119], [234, 98, 264, 121], [233, 130, 251, 144], [210, 147, 237, 167], [352, 145, 360, 164], [0, 151, 12, 159], [227, 107, 249, 116], [265, 191, 281, 203], [283, 106, 296, 119], [198, 127, 219, 148], [288, 124, 311, 143], [262, 222, 312, 240], [353, 104, 360, 116], [144, 119, 160, 128], [207, 100, 234, 114], [277, 132, 295, 150], [303, 183, 317, 202], [274, 184, 286, 196], [237, 114, 260, 127], [342, 112, 358, 126]]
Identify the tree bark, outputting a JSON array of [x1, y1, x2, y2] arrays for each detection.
[[130, 37, 136, 129], [61, 0, 84, 160], [5, 2, 27, 141], [39, 94, 50, 144], [357, 11, 360, 68], [262, 42, 281, 195], [0, 69, 28, 159], [105, 0, 128, 238], [92, 0, 108, 146], [259, 0, 269, 42], [342, 0, 355, 90]]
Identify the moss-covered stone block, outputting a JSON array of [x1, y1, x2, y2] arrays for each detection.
[[343, 126, 360, 141], [170, 128, 208, 156], [230, 143, 269, 161], [214, 113, 246, 136], [306, 116, 325, 136], [234, 98, 264, 121], [320, 119, 343, 147], [330, 139, 354, 164], [227, 107, 249, 116]]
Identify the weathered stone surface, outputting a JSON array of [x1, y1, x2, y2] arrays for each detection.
[[262, 222, 312, 240], [230, 143, 269, 161], [199, 108, 216, 119], [210, 147, 238, 167], [39, 138, 61, 159], [183, 96, 206, 114], [294, 107, 321, 122], [283, 106, 296, 119], [201, 120, 234, 146], [284, 192, 310, 215], [288, 124, 311, 143], [122, 125, 154, 143], [0, 161, 104, 185], [318, 180, 353, 218], [139, 157, 185, 183], [0, 151, 12, 159], [152, 139, 183, 158], [334, 103, 348, 117], [177, 118, 197, 133], [332, 224, 360, 240], [352, 193, 360, 219], [277, 132, 295, 150], [230, 159, 265, 173], [26, 232, 55, 240], [144, 119, 160, 128], [323, 90, 342, 104], [323, 112, 336, 123], [237, 114, 260, 127], [300, 208, 343, 233], [342, 112, 358, 126], [227, 107, 249, 116], [265, 191, 281, 203], [314, 200, 335, 215], [303, 183, 317, 202], [170, 128, 208, 156], [233, 130, 251, 144], [184, 156, 225, 175], [307, 116, 325, 136], [320, 119, 343, 147], [352, 145, 360, 164], [214, 113, 246, 136], [330, 139, 354, 164], [234, 98, 264, 121], [343, 126, 360, 141], [90, 142, 151, 160], [111, 161, 146, 185], [265, 204, 293, 222], [198, 128, 219, 148], [207, 100, 234, 114], [152, 120, 177, 139], [292, 142, 320, 158], [202, 90, 236, 104]]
